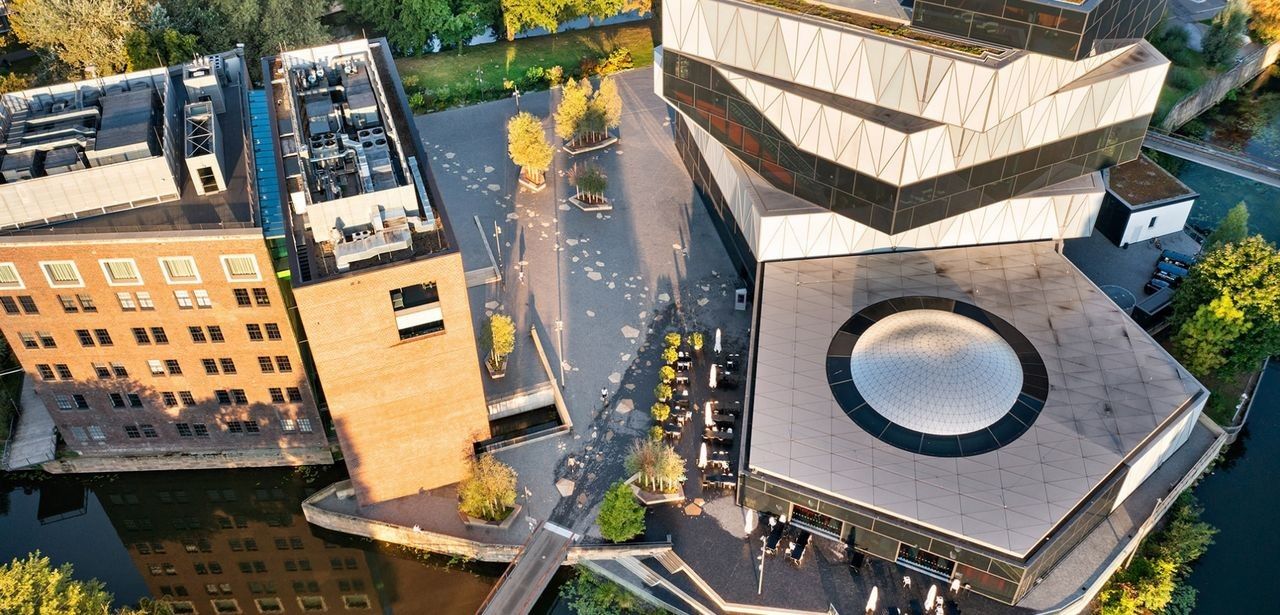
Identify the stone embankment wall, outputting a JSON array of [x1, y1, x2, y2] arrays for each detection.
[[43, 446, 333, 473], [1160, 42, 1280, 131]]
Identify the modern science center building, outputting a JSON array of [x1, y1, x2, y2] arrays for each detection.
[[654, 0, 1213, 606]]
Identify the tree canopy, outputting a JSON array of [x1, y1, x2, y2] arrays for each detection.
[[162, 0, 331, 78], [595, 76, 623, 132], [1202, 0, 1248, 66], [348, 0, 496, 54], [1174, 294, 1251, 377], [1250, 0, 1280, 42], [0, 551, 174, 615], [11, 0, 148, 76], [1171, 235, 1280, 377], [625, 439, 683, 493], [458, 454, 518, 521], [485, 313, 516, 367], [555, 78, 591, 142], [507, 112, 555, 183], [559, 567, 657, 615], [597, 481, 645, 542], [1204, 202, 1249, 249]]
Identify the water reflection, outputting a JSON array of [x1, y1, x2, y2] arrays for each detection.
[[0, 468, 501, 614]]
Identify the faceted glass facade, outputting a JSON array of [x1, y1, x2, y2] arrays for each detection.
[[663, 50, 1150, 235], [912, 0, 1168, 60]]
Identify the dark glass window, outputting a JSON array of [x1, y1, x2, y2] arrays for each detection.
[[265, 323, 281, 340], [259, 357, 274, 373], [246, 324, 263, 341], [17, 296, 37, 314], [132, 328, 151, 345], [233, 289, 251, 306], [189, 326, 207, 343], [151, 327, 168, 344], [208, 326, 224, 343], [253, 288, 270, 306]]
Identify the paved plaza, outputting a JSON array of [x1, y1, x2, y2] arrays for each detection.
[[416, 67, 752, 538]]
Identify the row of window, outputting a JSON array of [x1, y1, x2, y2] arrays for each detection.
[[163, 556, 360, 577], [158, 595, 369, 614], [1, 287, 271, 317], [0, 255, 262, 290], [39, 354, 291, 382], [48, 322, 282, 350], [66, 418, 314, 442], [54, 387, 307, 411]]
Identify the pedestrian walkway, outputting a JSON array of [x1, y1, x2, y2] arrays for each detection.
[[1144, 131, 1280, 188], [477, 522, 576, 615], [3, 377, 56, 471]]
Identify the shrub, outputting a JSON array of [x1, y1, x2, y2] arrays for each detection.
[[650, 402, 670, 422], [597, 47, 634, 75], [653, 383, 672, 402], [664, 332, 683, 348], [598, 482, 645, 542], [408, 91, 427, 113], [658, 365, 675, 383], [484, 313, 517, 371], [625, 439, 685, 493], [688, 332, 704, 351], [458, 454, 518, 521], [546, 65, 564, 86], [524, 65, 545, 83], [661, 347, 678, 365], [559, 567, 657, 614], [648, 425, 665, 442]]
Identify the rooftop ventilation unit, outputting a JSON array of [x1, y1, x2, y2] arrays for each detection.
[[183, 101, 225, 195], [184, 56, 225, 113]]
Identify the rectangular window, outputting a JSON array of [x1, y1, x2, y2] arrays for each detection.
[[279, 418, 296, 431], [74, 394, 89, 409], [137, 292, 154, 310], [38, 332, 55, 348], [110, 393, 126, 408], [111, 363, 128, 378], [88, 426, 105, 440], [220, 255, 261, 281], [77, 294, 96, 312], [94, 364, 112, 379], [41, 261, 83, 287], [76, 329, 94, 346], [128, 393, 143, 408], [202, 359, 218, 375], [19, 333, 36, 349], [231, 389, 247, 405], [1, 297, 18, 314], [151, 327, 168, 344], [165, 359, 182, 375], [37, 364, 55, 380], [275, 356, 292, 373], [253, 288, 270, 306], [117, 292, 137, 311], [176, 422, 192, 436], [297, 418, 312, 432], [193, 423, 209, 437], [390, 283, 444, 339], [164, 393, 179, 408], [132, 328, 150, 345], [100, 259, 142, 285], [159, 257, 200, 284], [189, 326, 206, 343], [194, 290, 212, 308], [149, 359, 165, 375], [268, 388, 285, 403], [219, 358, 236, 375], [174, 290, 193, 309], [227, 420, 243, 433], [70, 426, 88, 442], [215, 390, 231, 405], [59, 295, 78, 312], [259, 357, 274, 373], [179, 391, 196, 406], [1148, 216, 1158, 228], [55, 395, 74, 410], [55, 364, 72, 380], [286, 388, 303, 403], [140, 424, 158, 438], [233, 289, 251, 306], [264, 323, 281, 340], [208, 326, 224, 343], [94, 329, 112, 346], [17, 296, 36, 314], [246, 324, 263, 341], [125, 425, 141, 438], [0, 263, 22, 289]]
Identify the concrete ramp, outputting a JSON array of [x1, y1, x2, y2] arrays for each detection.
[[477, 522, 576, 615], [3, 376, 56, 470]]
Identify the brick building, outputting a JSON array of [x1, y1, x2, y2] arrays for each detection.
[[262, 40, 490, 506], [0, 49, 330, 469]]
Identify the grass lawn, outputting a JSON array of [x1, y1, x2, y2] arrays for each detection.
[[395, 21, 655, 110]]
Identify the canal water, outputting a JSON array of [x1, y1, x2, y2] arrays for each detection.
[[0, 467, 508, 613], [1170, 64, 1280, 244], [1185, 362, 1280, 613]]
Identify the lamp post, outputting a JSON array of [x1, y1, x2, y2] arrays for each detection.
[[758, 535, 767, 595]]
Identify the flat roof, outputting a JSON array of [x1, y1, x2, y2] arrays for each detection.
[[1105, 155, 1197, 208], [748, 242, 1204, 556]]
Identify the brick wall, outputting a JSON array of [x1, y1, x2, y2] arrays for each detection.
[[292, 251, 490, 506], [0, 231, 329, 458]]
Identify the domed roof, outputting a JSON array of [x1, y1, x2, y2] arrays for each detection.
[[848, 309, 1023, 436]]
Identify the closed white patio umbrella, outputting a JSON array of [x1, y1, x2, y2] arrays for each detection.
[[865, 586, 878, 614], [698, 442, 708, 469]]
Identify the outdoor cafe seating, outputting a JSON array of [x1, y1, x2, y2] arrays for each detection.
[[764, 520, 786, 554], [787, 530, 811, 565]]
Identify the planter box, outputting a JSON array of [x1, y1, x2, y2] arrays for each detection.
[[485, 360, 507, 380], [624, 472, 685, 506], [563, 135, 618, 155], [570, 195, 613, 212], [460, 503, 522, 530], [518, 176, 547, 192]]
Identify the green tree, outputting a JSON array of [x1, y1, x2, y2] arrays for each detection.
[[664, 332, 682, 348], [11, 0, 148, 76], [1203, 0, 1248, 66], [458, 454, 518, 521], [658, 365, 675, 383], [661, 347, 678, 365], [572, 165, 607, 202], [649, 402, 670, 422], [559, 567, 656, 615], [386, 0, 449, 54], [1251, 0, 1280, 41], [484, 313, 516, 371], [1205, 202, 1249, 248], [653, 383, 671, 402], [162, 0, 330, 79], [555, 77, 590, 144], [507, 111, 554, 185], [125, 6, 198, 70], [438, 0, 497, 52], [1174, 294, 1251, 377], [0, 551, 114, 614], [501, 0, 565, 40], [582, 0, 625, 22], [597, 481, 645, 542], [1171, 236, 1280, 376], [648, 425, 664, 441]]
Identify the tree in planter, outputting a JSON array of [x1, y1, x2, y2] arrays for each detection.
[[648, 425, 665, 442], [661, 346, 678, 365], [664, 332, 683, 348], [594, 76, 623, 139], [483, 313, 516, 375], [555, 78, 591, 146], [598, 481, 645, 542], [653, 383, 672, 403], [658, 365, 675, 383], [688, 332, 704, 351], [625, 439, 685, 493], [571, 165, 608, 205], [507, 112, 554, 187], [650, 402, 670, 422], [458, 454, 518, 521]]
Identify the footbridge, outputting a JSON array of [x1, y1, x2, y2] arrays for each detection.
[[1143, 131, 1280, 189], [476, 522, 577, 615]]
